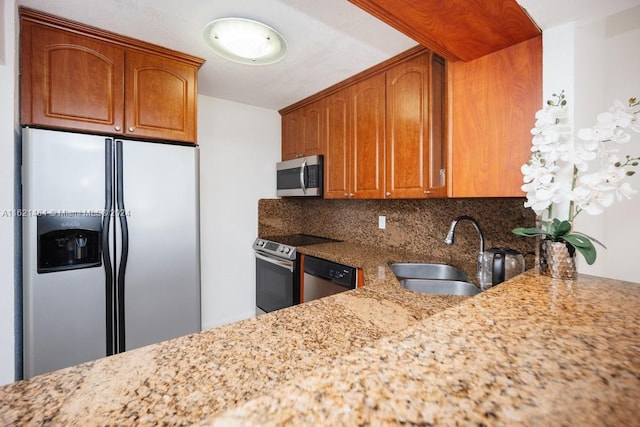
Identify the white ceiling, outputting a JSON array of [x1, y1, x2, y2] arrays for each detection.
[[16, 0, 640, 111]]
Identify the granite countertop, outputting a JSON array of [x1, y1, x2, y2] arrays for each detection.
[[1, 242, 639, 426]]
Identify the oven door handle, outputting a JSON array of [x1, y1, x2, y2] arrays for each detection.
[[255, 252, 294, 272]]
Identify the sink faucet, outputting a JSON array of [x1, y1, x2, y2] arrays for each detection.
[[444, 215, 485, 280]]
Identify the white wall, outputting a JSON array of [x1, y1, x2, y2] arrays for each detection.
[[596, 7, 640, 282], [543, 6, 640, 282], [198, 95, 280, 329], [0, 0, 17, 385]]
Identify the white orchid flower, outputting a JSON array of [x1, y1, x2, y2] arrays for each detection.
[[615, 182, 638, 201], [611, 128, 631, 144]]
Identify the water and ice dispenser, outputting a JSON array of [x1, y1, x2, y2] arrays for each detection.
[[37, 214, 102, 273]]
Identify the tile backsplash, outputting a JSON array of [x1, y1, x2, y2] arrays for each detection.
[[258, 198, 537, 267]]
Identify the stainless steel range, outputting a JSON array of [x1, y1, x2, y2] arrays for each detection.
[[253, 234, 337, 314]]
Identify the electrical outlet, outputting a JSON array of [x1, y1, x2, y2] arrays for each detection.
[[378, 215, 386, 229]]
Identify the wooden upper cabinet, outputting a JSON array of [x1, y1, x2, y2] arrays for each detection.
[[285, 47, 445, 200], [19, 7, 204, 144], [324, 73, 386, 200], [281, 100, 324, 160], [20, 19, 125, 135], [323, 89, 350, 199], [385, 52, 446, 199], [124, 50, 197, 142], [303, 101, 323, 155], [350, 73, 386, 199], [348, 0, 540, 62], [449, 36, 542, 197], [282, 109, 304, 160]]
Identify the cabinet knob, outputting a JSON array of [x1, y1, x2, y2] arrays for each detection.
[[423, 190, 433, 194], [128, 127, 135, 132], [114, 125, 121, 131], [349, 193, 354, 198], [385, 192, 391, 197]]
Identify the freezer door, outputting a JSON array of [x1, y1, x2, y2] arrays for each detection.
[[118, 140, 201, 351], [22, 128, 108, 378]]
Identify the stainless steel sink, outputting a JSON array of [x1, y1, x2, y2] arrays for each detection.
[[389, 262, 471, 282], [389, 262, 480, 296], [400, 279, 481, 296]]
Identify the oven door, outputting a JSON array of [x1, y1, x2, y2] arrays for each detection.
[[255, 252, 299, 313]]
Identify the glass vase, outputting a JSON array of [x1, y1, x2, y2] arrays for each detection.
[[539, 240, 577, 280]]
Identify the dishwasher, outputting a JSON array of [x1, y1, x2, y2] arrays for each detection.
[[302, 255, 357, 303]]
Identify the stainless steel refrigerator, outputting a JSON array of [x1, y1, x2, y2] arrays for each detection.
[[22, 127, 201, 379]]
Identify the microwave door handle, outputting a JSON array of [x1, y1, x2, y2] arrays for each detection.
[[300, 159, 307, 194]]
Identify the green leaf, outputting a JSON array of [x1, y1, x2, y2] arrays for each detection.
[[562, 234, 597, 265], [512, 227, 549, 238], [572, 231, 607, 249], [555, 220, 572, 237]]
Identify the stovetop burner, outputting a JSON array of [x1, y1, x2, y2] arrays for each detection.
[[253, 234, 339, 260]]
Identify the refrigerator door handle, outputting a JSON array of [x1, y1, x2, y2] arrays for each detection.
[[103, 139, 115, 356], [115, 140, 129, 353]]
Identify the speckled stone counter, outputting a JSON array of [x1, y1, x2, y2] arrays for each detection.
[[2, 242, 638, 426]]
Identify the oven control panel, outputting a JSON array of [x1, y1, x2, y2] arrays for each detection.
[[253, 239, 296, 260]]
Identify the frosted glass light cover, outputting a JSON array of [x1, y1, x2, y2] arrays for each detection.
[[203, 18, 287, 65]]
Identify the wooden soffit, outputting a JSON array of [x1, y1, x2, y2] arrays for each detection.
[[348, 0, 540, 62]]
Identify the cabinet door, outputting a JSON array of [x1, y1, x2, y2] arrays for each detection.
[[124, 50, 198, 143], [281, 101, 324, 161], [303, 101, 323, 156], [386, 52, 446, 199], [449, 36, 542, 197], [350, 74, 385, 199], [21, 20, 125, 134], [282, 109, 303, 160], [323, 89, 351, 199], [385, 52, 429, 198], [427, 54, 447, 197]]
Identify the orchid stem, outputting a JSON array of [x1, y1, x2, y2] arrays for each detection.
[[568, 165, 579, 230]]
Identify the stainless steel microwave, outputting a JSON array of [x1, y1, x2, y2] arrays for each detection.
[[276, 155, 323, 197]]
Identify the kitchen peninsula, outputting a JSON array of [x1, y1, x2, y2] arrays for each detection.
[[1, 241, 638, 426]]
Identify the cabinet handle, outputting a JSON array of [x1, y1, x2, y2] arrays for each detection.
[[114, 125, 121, 131], [423, 190, 433, 194], [385, 192, 391, 197], [128, 127, 135, 132]]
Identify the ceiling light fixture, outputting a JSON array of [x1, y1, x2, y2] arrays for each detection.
[[202, 17, 287, 65]]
